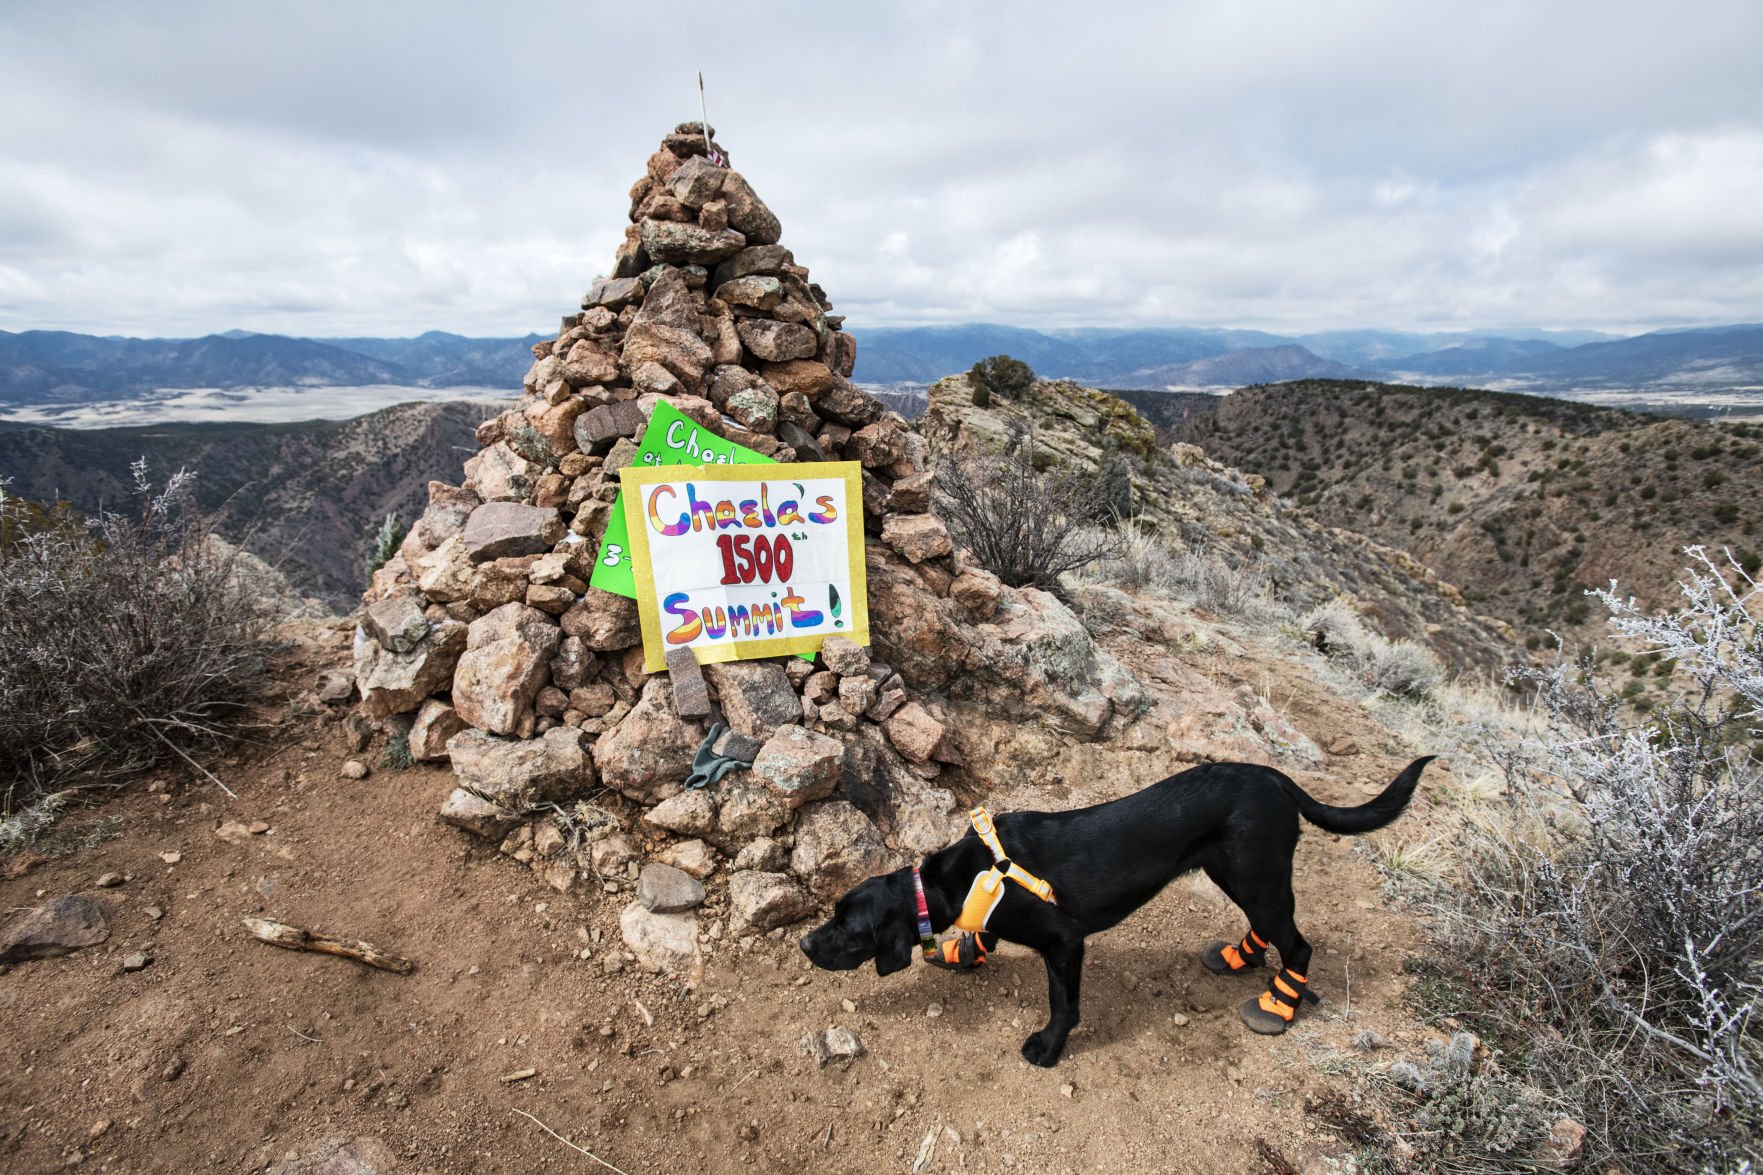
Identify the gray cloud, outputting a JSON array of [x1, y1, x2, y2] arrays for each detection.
[[2, 0, 1760, 337]]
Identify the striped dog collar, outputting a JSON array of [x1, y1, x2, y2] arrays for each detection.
[[912, 867, 937, 959]]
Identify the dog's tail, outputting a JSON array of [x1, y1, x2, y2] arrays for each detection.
[[1282, 756, 1434, 835]]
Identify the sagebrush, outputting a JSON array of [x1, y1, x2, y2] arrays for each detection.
[[1423, 548, 1762, 1170], [0, 463, 276, 813]]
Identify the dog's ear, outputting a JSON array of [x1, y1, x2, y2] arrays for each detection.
[[874, 919, 914, 976]]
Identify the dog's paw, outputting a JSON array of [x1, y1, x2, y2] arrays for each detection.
[[1020, 1029, 1065, 1068]]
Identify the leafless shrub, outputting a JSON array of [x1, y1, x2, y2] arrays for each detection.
[[935, 425, 1122, 590], [1084, 525, 1180, 593], [1169, 549, 1275, 618], [0, 461, 277, 813], [1424, 548, 1762, 1169]]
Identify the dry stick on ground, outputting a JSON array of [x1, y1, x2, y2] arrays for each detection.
[[240, 917, 415, 974], [511, 1109, 633, 1175]]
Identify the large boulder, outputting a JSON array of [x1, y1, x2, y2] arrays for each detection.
[[399, 481, 480, 566], [461, 502, 564, 562], [622, 322, 714, 388], [353, 620, 467, 719], [362, 595, 428, 654], [728, 871, 814, 932], [636, 863, 706, 913], [712, 779, 792, 844], [560, 589, 642, 651], [413, 534, 474, 603], [591, 677, 701, 805], [447, 726, 593, 810], [736, 319, 818, 362], [791, 801, 893, 898], [750, 725, 844, 808], [638, 220, 745, 266], [966, 588, 1147, 739], [881, 514, 952, 564], [863, 548, 970, 692], [643, 789, 717, 837], [619, 901, 700, 973], [451, 603, 561, 735], [438, 787, 520, 840], [702, 661, 799, 741], [463, 441, 541, 502], [666, 155, 726, 207], [883, 703, 946, 765], [712, 244, 792, 286], [719, 171, 781, 244], [1, 895, 110, 963], [408, 698, 467, 761]]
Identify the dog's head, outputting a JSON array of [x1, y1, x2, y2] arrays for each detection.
[[798, 868, 918, 977]]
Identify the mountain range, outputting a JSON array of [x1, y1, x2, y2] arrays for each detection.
[[856, 324, 1763, 400], [0, 329, 543, 406], [4, 323, 1763, 416]]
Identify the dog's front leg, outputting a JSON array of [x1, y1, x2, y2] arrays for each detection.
[[1021, 939, 1084, 1068]]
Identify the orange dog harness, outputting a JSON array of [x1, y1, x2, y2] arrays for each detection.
[[952, 807, 1057, 933]]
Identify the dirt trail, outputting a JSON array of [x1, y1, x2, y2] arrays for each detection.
[[1, 648, 1447, 1174]]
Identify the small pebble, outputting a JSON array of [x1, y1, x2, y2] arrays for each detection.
[[96, 872, 125, 888], [840, 998, 856, 1014], [143, 905, 165, 921], [926, 1003, 943, 1019], [158, 851, 182, 865], [1172, 1013, 1190, 1027], [340, 760, 370, 780], [121, 952, 151, 973]]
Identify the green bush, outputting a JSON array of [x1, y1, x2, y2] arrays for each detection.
[[966, 354, 1035, 402], [364, 510, 405, 582]]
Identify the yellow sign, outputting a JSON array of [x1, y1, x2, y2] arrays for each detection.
[[619, 461, 870, 673]]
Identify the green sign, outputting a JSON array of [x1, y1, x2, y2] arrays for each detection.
[[589, 399, 775, 598]]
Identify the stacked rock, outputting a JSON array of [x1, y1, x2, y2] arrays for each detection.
[[352, 124, 993, 938]]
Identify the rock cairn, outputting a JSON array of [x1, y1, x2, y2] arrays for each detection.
[[351, 124, 1005, 950]]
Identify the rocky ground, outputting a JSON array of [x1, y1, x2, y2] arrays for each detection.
[[0, 605, 1468, 1175]]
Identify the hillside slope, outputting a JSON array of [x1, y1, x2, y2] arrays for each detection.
[[0, 399, 506, 608], [1176, 379, 1763, 641], [922, 376, 1516, 673]]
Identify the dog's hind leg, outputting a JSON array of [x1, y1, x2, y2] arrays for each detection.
[[1199, 863, 1271, 973], [1232, 873, 1319, 1035], [1020, 935, 1085, 1068]]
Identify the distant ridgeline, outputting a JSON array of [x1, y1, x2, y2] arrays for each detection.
[[0, 330, 544, 406], [6, 321, 1763, 416]]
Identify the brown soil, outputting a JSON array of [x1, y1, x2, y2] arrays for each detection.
[[1, 638, 1448, 1175]]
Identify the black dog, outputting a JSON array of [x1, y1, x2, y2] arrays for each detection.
[[800, 756, 1433, 1067]]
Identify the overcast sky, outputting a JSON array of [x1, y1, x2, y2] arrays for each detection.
[[3, 0, 1760, 339]]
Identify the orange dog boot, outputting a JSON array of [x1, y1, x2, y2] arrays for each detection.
[[1201, 929, 1269, 974], [1240, 967, 1317, 1035], [925, 932, 987, 971]]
